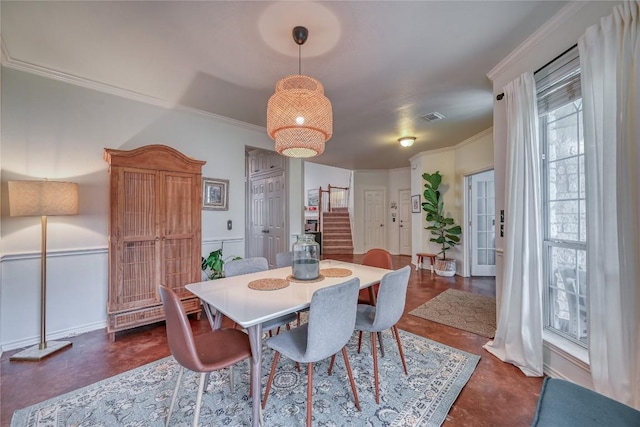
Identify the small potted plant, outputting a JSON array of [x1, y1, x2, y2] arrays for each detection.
[[422, 171, 462, 277], [201, 242, 241, 280]]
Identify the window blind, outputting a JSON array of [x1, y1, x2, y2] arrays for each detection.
[[535, 46, 581, 115]]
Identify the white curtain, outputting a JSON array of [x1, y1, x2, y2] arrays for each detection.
[[483, 72, 543, 377], [579, 0, 640, 409]]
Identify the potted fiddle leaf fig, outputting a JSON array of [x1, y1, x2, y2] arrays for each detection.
[[422, 171, 462, 277], [201, 242, 241, 280]]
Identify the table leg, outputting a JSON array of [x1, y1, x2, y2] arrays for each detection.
[[203, 303, 222, 330], [247, 324, 263, 427]]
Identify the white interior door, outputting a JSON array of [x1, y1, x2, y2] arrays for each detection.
[[265, 174, 285, 267], [399, 189, 412, 255], [364, 189, 385, 251], [470, 170, 496, 276], [249, 178, 266, 259]]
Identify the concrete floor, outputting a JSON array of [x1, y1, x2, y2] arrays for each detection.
[[1, 254, 543, 427]]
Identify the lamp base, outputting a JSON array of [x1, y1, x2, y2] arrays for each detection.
[[10, 340, 72, 361]]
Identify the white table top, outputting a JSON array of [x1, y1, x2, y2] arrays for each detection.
[[186, 259, 391, 329]]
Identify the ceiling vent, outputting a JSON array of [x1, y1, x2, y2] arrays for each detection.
[[421, 112, 445, 122]]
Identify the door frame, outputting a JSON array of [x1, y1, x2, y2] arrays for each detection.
[[398, 189, 412, 255], [463, 167, 495, 277], [245, 148, 289, 265]]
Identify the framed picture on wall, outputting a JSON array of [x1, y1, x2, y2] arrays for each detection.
[[202, 177, 229, 210], [411, 195, 421, 213], [307, 189, 319, 207]]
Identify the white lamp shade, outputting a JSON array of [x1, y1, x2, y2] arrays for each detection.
[[8, 180, 79, 217]]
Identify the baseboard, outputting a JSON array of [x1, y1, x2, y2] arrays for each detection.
[[1, 320, 107, 352]]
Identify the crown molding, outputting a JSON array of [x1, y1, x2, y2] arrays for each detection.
[[455, 127, 493, 149], [408, 145, 455, 164], [487, 1, 588, 81], [1, 50, 266, 134]]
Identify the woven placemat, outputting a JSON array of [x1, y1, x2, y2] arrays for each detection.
[[320, 268, 353, 277], [286, 274, 326, 283], [248, 278, 290, 291]]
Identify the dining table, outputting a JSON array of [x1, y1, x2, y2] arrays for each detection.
[[185, 259, 392, 427]]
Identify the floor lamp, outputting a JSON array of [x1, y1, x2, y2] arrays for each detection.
[[8, 180, 79, 361]]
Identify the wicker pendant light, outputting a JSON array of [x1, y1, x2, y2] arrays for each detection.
[[267, 26, 333, 158]]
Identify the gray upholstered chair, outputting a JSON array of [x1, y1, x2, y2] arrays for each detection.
[[224, 257, 297, 333], [224, 257, 270, 277], [275, 251, 294, 268], [262, 278, 362, 427], [160, 286, 251, 427], [352, 265, 411, 404]]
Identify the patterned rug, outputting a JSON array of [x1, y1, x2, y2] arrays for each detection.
[[11, 330, 479, 427], [409, 289, 496, 338]]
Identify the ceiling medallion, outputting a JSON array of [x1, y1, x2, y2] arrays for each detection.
[[267, 26, 333, 158]]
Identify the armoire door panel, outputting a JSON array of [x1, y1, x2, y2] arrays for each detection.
[[122, 169, 158, 238], [163, 237, 195, 294], [116, 240, 159, 310], [163, 173, 195, 236]]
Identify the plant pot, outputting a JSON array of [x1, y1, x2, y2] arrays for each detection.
[[434, 259, 456, 277]]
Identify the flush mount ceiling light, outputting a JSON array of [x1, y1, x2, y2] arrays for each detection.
[[267, 26, 333, 158], [398, 136, 416, 147]]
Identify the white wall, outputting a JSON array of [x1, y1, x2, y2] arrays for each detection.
[[455, 129, 494, 276], [409, 128, 494, 275], [489, 1, 621, 387], [410, 148, 457, 265], [387, 168, 411, 255], [303, 162, 351, 202], [0, 68, 303, 351]]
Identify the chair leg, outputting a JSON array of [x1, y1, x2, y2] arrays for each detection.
[[371, 332, 380, 404], [262, 351, 280, 409], [166, 366, 184, 427], [229, 366, 235, 393], [378, 331, 385, 357], [328, 354, 336, 375], [393, 325, 408, 375], [307, 362, 313, 427], [357, 331, 363, 353], [193, 372, 206, 427], [341, 347, 361, 411]]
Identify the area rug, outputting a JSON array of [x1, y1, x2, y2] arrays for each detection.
[[410, 289, 496, 338], [11, 330, 479, 427]]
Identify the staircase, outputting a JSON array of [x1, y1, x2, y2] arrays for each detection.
[[321, 208, 354, 255]]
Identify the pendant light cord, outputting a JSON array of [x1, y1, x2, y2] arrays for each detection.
[[298, 44, 302, 75]]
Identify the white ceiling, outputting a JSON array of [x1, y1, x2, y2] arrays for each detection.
[[1, 1, 568, 170]]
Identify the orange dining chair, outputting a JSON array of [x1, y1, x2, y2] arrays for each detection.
[[358, 248, 394, 306]]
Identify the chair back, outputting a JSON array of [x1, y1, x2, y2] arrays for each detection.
[[224, 257, 269, 277], [362, 248, 393, 269], [275, 251, 294, 268], [305, 278, 360, 362], [159, 286, 202, 372], [371, 266, 411, 331]]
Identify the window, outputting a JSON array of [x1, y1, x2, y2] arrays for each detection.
[[536, 46, 588, 346]]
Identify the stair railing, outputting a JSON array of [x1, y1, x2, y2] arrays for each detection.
[[318, 185, 350, 234]]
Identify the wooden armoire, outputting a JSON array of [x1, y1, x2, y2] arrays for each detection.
[[104, 145, 205, 341]]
